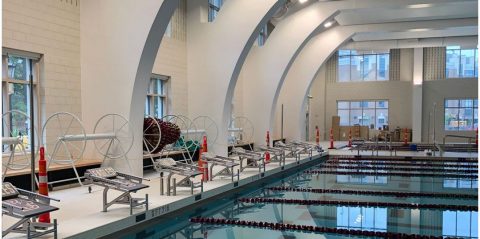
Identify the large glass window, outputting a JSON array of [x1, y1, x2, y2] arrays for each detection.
[[337, 50, 390, 82], [145, 75, 168, 118], [2, 53, 39, 153], [446, 46, 478, 78], [337, 100, 389, 129], [208, 0, 224, 22], [337, 207, 387, 231], [444, 98, 477, 131], [443, 211, 478, 238]]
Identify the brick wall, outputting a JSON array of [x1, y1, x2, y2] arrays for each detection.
[[3, 0, 81, 120]]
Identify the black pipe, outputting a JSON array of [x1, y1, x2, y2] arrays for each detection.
[[29, 59, 35, 192]]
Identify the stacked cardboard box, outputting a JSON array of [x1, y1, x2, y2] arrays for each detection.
[[332, 115, 369, 140]]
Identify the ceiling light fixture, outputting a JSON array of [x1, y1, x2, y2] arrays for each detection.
[[298, 0, 308, 4], [324, 21, 333, 28], [406, 3, 433, 9]]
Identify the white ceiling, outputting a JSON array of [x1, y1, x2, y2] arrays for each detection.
[[335, 1, 477, 26]]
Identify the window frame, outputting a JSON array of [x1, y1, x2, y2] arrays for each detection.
[[208, 0, 224, 22], [444, 98, 477, 131], [337, 206, 387, 232], [2, 53, 41, 153], [337, 50, 390, 82], [145, 74, 169, 118], [445, 46, 478, 79], [336, 100, 389, 129], [442, 211, 478, 238]]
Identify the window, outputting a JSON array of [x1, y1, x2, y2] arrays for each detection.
[[443, 211, 478, 238], [337, 100, 389, 129], [443, 178, 478, 189], [257, 24, 268, 46], [165, 20, 172, 38], [2, 53, 39, 152], [446, 46, 478, 78], [337, 207, 387, 231], [145, 75, 168, 118], [336, 175, 387, 184], [337, 50, 390, 82], [208, 0, 224, 22], [444, 98, 477, 131]]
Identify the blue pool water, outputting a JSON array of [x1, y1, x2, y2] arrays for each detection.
[[119, 157, 478, 239]]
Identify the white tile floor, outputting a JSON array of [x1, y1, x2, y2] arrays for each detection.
[[2, 142, 477, 239]]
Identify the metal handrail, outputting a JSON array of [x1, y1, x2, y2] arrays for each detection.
[[443, 135, 476, 144]]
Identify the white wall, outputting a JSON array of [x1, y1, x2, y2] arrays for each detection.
[[309, 74, 413, 141], [422, 79, 478, 142], [152, 1, 188, 116], [80, 0, 178, 175]]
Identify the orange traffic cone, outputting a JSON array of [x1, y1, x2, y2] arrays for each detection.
[[328, 128, 335, 149], [38, 147, 50, 223], [265, 151, 271, 163], [266, 131, 270, 147], [403, 128, 408, 146], [348, 128, 352, 147], [315, 126, 320, 145], [202, 136, 209, 181]]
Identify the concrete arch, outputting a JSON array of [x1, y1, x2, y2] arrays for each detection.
[[278, 18, 477, 141], [81, 0, 179, 175], [186, 0, 285, 154], [241, 0, 456, 145]]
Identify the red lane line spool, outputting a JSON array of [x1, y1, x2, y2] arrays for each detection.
[[38, 147, 50, 223]]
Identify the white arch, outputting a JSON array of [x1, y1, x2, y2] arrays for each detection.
[[241, 0, 458, 145], [279, 18, 477, 141], [186, 0, 285, 155], [81, 0, 178, 175]]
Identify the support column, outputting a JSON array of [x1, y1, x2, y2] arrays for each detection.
[[412, 48, 423, 142]]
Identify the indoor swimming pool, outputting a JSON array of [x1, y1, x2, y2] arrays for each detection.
[[114, 156, 478, 239]]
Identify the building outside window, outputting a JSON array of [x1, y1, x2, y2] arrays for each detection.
[[208, 0, 224, 22], [2, 53, 39, 152], [337, 100, 389, 129], [446, 46, 478, 78], [444, 98, 477, 131], [145, 75, 168, 118], [443, 178, 477, 189], [337, 50, 390, 82], [337, 207, 387, 232], [443, 211, 478, 238]]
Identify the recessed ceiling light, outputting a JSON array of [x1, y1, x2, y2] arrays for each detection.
[[299, 0, 308, 4], [324, 21, 333, 28], [407, 3, 433, 9]]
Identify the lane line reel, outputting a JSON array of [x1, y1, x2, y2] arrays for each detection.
[[42, 112, 134, 186]]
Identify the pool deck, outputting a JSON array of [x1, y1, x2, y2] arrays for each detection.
[[3, 141, 477, 239], [3, 149, 327, 239]]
